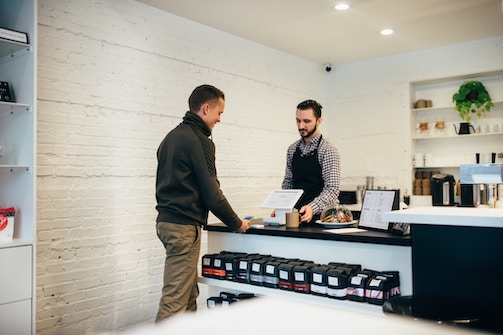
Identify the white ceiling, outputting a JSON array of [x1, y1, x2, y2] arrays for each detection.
[[137, 0, 503, 65]]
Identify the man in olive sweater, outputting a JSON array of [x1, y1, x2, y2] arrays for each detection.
[[155, 84, 250, 322]]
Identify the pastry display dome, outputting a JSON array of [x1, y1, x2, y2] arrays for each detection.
[[320, 201, 353, 223]]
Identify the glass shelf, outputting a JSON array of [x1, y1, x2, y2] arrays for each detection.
[[0, 37, 31, 63], [0, 101, 31, 117], [0, 166, 31, 174]]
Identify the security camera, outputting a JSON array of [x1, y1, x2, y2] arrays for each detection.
[[325, 64, 332, 72]]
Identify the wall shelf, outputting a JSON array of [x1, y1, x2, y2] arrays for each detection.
[[0, 102, 31, 116], [0, 38, 31, 64], [409, 70, 503, 193], [0, 2, 36, 334], [0, 165, 31, 173], [412, 131, 503, 140], [411, 99, 503, 113]]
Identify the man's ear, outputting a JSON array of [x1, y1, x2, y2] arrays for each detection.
[[317, 116, 323, 125], [203, 103, 211, 115]]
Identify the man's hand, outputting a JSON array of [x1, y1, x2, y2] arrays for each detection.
[[299, 205, 313, 223], [235, 219, 251, 233]]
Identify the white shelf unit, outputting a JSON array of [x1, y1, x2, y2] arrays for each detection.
[[0, 1, 37, 334], [203, 229, 412, 318], [198, 277, 384, 316], [409, 71, 503, 185]]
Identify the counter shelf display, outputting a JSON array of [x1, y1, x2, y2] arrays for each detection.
[[202, 250, 401, 306], [201, 221, 412, 316]]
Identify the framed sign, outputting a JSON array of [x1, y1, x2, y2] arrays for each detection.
[[357, 190, 397, 231]]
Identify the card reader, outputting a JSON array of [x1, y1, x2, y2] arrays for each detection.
[[262, 217, 283, 225]]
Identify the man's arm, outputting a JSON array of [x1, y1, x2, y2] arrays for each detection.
[[281, 143, 296, 189]]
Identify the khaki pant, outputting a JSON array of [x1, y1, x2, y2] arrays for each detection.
[[155, 221, 201, 322]]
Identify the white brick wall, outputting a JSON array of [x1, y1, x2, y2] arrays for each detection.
[[36, 0, 503, 334], [36, 1, 325, 334]]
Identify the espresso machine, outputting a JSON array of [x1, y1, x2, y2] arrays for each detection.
[[460, 164, 503, 208]]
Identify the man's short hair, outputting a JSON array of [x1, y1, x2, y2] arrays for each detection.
[[189, 85, 225, 112], [297, 99, 322, 118]]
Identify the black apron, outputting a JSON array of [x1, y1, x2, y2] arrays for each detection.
[[292, 136, 324, 223]]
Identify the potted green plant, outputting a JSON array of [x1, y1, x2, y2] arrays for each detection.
[[452, 80, 493, 122]]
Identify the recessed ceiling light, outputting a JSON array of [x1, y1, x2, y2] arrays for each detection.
[[380, 28, 394, 36], [334, 3, 350, 11]]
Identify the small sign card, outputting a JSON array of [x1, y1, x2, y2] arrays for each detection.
[[0, 81, 14, 102], [358, 190, 397, 231], [0, 207, 15, 241], [0, 27, 28, 44]]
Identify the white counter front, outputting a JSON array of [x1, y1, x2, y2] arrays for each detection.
[[383, 206, 503, 228]]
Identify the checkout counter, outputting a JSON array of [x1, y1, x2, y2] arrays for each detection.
[[382, 206, 503, 333], [381, 163, 503, 333], [200, 165, 503, 331]]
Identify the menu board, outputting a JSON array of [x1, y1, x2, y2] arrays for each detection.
[[358, 190, 397, 231]]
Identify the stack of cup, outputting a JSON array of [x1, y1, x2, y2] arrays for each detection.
[[413, 153, 424, 167]]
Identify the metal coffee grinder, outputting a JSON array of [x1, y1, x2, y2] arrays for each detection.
[[460, 164, 503, 208]]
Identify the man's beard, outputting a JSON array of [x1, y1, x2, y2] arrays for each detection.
[[300, 124, 317, 139]]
